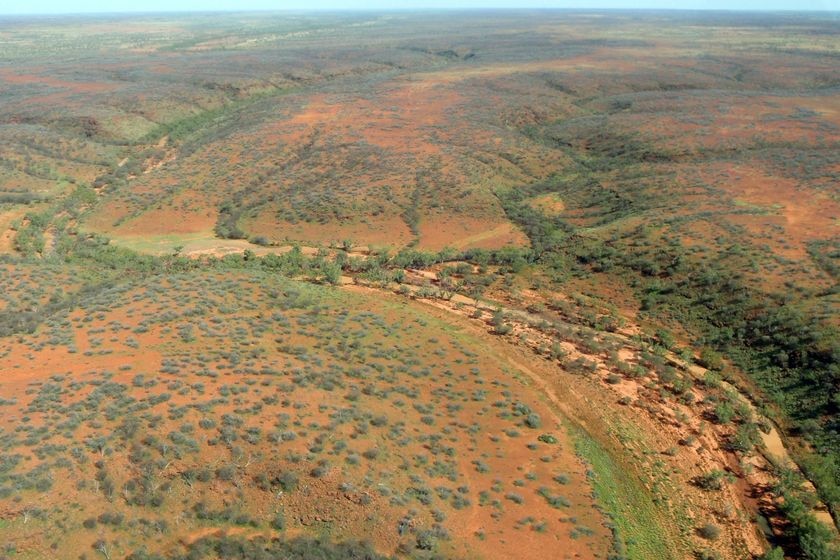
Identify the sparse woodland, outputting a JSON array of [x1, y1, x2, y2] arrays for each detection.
[[0, 10, 837, 560]]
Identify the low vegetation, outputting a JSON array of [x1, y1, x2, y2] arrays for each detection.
[[0, 8, 837, 560]]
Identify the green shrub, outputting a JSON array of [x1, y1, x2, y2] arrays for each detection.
[[270, 511, 286, 530], [697, 523, 721, 540], [694, 470, 733, 491]]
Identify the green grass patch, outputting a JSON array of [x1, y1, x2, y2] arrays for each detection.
[[570, 423, 676, 560]]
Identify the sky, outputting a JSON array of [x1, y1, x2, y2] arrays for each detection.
[[1, 0, 838, 14]]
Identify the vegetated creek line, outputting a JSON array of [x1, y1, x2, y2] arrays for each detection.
[[346, 273, 839, 534], [165, 241, 835, 533]]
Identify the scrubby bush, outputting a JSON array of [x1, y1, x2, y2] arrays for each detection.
[[697, 523, 721, 541], [694, 470, 733, 491]]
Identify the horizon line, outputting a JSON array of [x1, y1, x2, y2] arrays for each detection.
[[2, 7, 840, 16]]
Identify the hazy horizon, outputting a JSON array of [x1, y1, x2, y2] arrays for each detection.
[[2, 0, 839, 16]]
